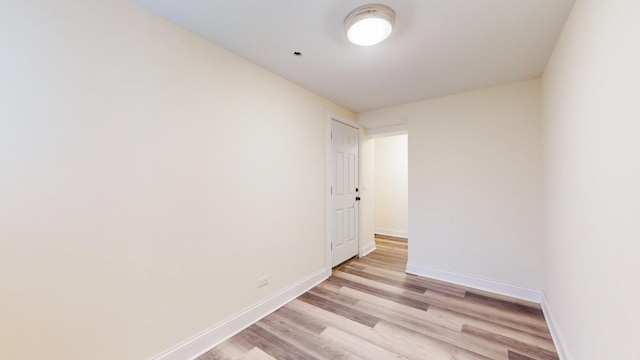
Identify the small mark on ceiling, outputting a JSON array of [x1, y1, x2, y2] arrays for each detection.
[[293, 51, 302, 57]]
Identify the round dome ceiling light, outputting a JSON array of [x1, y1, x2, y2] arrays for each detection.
[[344, 4, 395, 46]]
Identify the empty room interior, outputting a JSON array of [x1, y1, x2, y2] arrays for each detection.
[[2, 1, 639, 359]]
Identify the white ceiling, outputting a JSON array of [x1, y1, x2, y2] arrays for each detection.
[[131, 0, 575, 113]]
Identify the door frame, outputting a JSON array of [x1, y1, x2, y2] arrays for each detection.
[[325, 111, 363, 273]]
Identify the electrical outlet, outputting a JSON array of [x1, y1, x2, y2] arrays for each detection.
[[257, 276, 269, 288]]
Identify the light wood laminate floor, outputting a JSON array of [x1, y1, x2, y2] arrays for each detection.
[[198, 235, 558, 360]]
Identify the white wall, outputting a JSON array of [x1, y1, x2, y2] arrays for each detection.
[[359, 79, 545, 291], [542, 0, 640, 359], [0, 1, 353, 359], [374, 135, 408, 237]]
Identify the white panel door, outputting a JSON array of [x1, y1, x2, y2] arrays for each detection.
[[331, 120, 359, 267]]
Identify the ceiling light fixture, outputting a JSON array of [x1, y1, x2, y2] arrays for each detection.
[[344, 4, 395, 46]]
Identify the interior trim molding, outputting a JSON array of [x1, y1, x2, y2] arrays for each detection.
[[540, 293, 572, 360], [405, 263, 542, 303], [360, 242, 377, 257], [152, 268, 329, 360], [375, 228, 408, 239], [366, 123, 408, 138]]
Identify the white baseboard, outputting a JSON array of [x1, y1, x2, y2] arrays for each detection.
[[375, 228, 408, 238], [152, 269, 329, 360], [540, 293, 572, 360], [360, 242, 377, 257], [405, 263, 543, 303]]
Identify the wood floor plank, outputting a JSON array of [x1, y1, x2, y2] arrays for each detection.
[[196, 348, 234, 360], [308, 283, 360, 306], [508, 350, 537, 360], [373, 320, 495, 360], [462, 325, 559, 360], [375, 242, 408, 251], [337, 286, 432, 324], [404, 289, 552, 338], [259, 315, 351, 360], [344, 288, 511, 356], [465, 292, 544, 317], [328, 275, 430, 311], [426, 306, 557, 353], [358, 256, 406, 271], [346, 262, 467, 297], [206, 335, 254, 359], [356, 300, 508, 359], [366, 252, 407, 264], [271, 306, 327, 335], [339, 266, 428, 293], [319, 326, 406, 360], [345, 290, 553, 359], [239, 324, 319, 360], [372, 246, 409, 257], [293, 300, 445, 360], [376, 304, 506, 359], [374, 234, 408, 242], [298, 292, 380, 327], [196, 235, 559, 360], [239, 347, 276, 360], [315, 279, 343, 293]]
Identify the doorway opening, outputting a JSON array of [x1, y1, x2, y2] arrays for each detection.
[[361, 126, 409, 267], [373, 133, 408, 239]]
